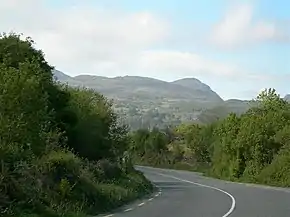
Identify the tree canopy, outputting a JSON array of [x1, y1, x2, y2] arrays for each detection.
[[130, 89, 290, 186], [0, 33, 152, 217]]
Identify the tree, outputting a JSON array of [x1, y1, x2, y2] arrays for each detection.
[[254, 88, 287, 111], [0, 33, 153, 216], [0, 53, 63, 216], [65, 87, 128, 161], [0, 62, 53, 159], [0, 32, 72, 136]]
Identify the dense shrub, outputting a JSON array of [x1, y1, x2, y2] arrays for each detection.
[[0, 33, 152, 217], [130, 88, 290, 187]]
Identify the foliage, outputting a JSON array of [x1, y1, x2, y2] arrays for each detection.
[[0, 33, 152, 217], [55, 70, 255, 130], [129, 128, 173, 166], [130, 88, 290, 187], [64, 87, 128, 161], [4, 31, 290, 217], [0, 33, 71, 133]]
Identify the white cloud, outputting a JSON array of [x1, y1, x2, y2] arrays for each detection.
[[0, 1, 168, 73], [0, 0, 287, 99], [210, 4, 290, 48], [0, 0, 246, 80], [135, 50, 243, 79]]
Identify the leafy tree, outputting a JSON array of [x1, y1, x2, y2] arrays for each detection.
[[0, 33, 152, 216], [0, 58, 58, 163], [130, 88, 290, 186], [0, 57, 64, 216], [65, 87, 128, 161], [0, 32, 72, 137], [129, 128, 171, 165], [254, 88, 287, 111]]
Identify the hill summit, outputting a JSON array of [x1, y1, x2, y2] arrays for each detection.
[[53, 70, 251, 129], [53, 70, 223, 104]]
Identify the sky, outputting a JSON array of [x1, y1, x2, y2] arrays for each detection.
[[1, 0, 289, 99]]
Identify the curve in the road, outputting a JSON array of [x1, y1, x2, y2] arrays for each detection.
[[100, 167, 236, 217], [151, 171, 236, 217]]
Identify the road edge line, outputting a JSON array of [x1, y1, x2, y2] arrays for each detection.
[[154, 172, 236, 217]]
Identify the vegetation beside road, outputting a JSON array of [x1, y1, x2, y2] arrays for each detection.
[[0, 33, 152, 217], [130, 88, 290, 187], [2, 31, 289, 217]]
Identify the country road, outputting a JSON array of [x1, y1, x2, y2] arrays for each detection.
[[100, 166, 290, 217]]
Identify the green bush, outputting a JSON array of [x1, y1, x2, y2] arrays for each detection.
[[130, 88, 290, 188], [257, 149, 290, 187], [0, 33, 153, 217]]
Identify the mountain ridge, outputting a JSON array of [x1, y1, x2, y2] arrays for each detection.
[[53, 70, 289, 129], [54, 70, 213, 86], [53, 70, 223, 103]]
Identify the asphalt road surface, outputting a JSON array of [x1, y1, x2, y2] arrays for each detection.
[[100, 166, 290, 217]]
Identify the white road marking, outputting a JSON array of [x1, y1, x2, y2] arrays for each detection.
[[157, 185, 194, 188], [155, 172, 236, 217], [148, 198, 154, 201], [103, 215, 114, 217], [124, 208, 133, 212], [138, 202, 145, 207]]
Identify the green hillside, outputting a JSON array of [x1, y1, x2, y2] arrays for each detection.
[[54, 70, 254, 129]]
